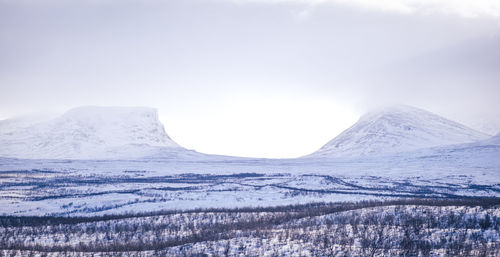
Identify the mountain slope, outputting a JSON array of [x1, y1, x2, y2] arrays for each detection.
[[482, 133, 500, 145], [307, 105, 489, 158], [0, 106, 182, 159]]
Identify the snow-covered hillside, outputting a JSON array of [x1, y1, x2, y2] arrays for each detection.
[[0, 113, 57, 134], [0, 106, 182, 159], [307, 105, 489, 158], [484, 133, 500, 145]]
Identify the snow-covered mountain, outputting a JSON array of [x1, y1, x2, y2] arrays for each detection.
[[0, 113, 57, 134], [0, 106, 183, 159], [0, 105, 493, 160], [307, 105, 489, 158]]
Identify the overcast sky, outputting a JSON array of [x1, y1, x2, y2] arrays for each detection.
[[1, 0, 499, 158]]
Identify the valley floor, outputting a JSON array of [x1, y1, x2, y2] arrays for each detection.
[[1, 169, 499, 216], [1, 155, 499, 216]]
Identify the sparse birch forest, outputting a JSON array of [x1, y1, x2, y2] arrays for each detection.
[[1, 198, 499, 256]]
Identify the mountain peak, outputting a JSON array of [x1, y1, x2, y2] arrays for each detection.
[[308, 105, 489, 158], [359, 104, 431, 121]]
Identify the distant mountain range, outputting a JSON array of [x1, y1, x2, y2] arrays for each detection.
[[0, 105, 494, 160]]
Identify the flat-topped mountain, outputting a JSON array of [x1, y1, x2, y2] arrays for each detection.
[[0, 106, 181, 159]]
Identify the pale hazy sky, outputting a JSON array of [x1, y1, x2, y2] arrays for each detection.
[[1, 0, 500, 158]]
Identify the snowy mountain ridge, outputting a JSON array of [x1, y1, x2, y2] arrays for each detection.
[[307, 105, 489, 158], [0, 106, 181, 159], [0, 104, 492, 160]]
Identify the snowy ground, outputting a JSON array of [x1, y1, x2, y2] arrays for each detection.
[[1, 141, 499, 216]]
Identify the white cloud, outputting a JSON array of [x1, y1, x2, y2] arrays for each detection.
[[4, 0, 500, 18], [230, 0, 500, 18]]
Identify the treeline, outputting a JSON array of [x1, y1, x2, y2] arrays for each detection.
[[0, 198, 499, 256], [2, 197, 499, 227]]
